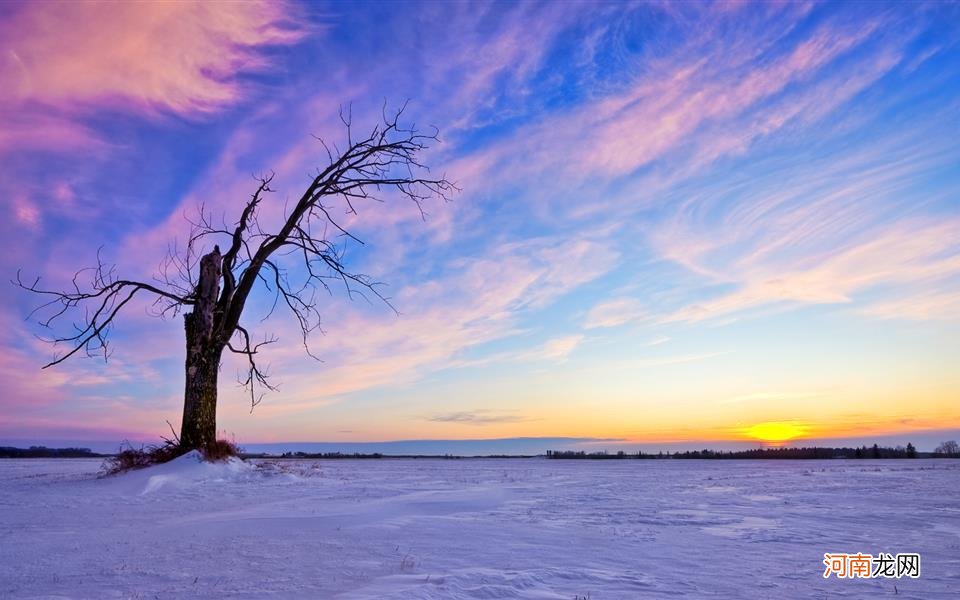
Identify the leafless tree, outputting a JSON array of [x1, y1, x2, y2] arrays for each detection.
[[16, 105, 456, 451], [935, 440, 959, 456]]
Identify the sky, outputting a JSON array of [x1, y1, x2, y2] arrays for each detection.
[[1, 0, 958, 453]]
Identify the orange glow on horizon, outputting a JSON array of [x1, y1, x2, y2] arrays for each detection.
[[744, 421, 809, 443]]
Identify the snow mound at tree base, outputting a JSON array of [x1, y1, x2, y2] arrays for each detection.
[[110, 449, 254, 494]]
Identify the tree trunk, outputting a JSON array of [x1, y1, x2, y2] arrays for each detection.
[[179, 247, 223, 450], [179, 323, 223, 449]]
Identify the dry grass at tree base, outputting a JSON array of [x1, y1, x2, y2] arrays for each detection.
[[101, 439, 242, 476]]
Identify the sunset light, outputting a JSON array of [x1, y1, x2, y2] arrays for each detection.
[[745, 422, 810, 444]]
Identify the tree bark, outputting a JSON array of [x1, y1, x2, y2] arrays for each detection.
[[179, 247, 222, 450]]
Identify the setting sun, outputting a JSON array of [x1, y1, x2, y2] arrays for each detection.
[[745, 422, 810, 443]]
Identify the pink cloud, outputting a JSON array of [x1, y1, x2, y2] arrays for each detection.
[[573, 21, 879, 176], [0, 299, 184, 441], [1, 0, 302, 113], [414, 1, 583, 135], [520, 335, 584, 362], [0, 0, 303, 152], [12, 195, 41, 229], [585, 298, 647, 329], [445, 11, 890, 206], [656, 208, 960, 324], [0, 111, 104, 153], [862, 291, 960, 321]]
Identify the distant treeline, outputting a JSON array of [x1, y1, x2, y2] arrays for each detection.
[[546, 443, 946, 460], [4, 443, 957, 460], [246, 451, 386, 459], [0, 446, 106, 458], [241, 452, 538, 459]]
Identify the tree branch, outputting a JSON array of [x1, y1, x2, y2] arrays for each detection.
[[14, 251, 192, 368]]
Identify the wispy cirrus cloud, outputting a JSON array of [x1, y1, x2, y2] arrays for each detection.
[[585, 298, 647, 329], [0, 0, 303, 152], [649, 134, 960, 323], [1, 0, 303, 113], [242, 236, 618, 416], [861, 291, 960, 321], [528, 335, 584, 362], [426, 410, 527, 426], [448, 5, 892, 194]]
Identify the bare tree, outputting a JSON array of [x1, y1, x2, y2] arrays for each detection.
[[935, 440, 959, 456], [17, 106, 456, 451]]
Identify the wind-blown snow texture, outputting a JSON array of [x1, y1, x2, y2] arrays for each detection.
[[1, 455, 958, 598]]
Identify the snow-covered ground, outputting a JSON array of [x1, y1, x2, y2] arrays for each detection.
[[1, 455, 958, 599]]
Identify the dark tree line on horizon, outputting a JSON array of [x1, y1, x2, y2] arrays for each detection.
[[546, 442, 960, 459], [3, 440, 958, 460], [0, 446, 106, 458]]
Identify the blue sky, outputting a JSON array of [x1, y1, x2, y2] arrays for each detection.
[[1, 1, 958, 451]]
